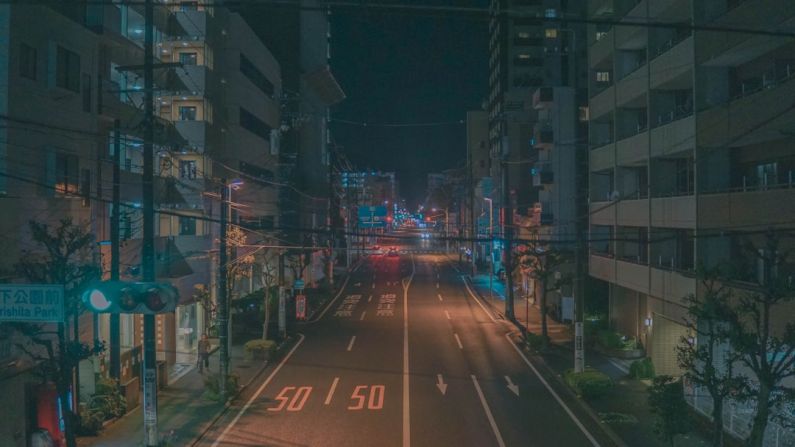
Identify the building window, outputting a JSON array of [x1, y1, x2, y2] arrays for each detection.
[[239, 107, 271, 140], [179, 106, 197, 121], [55, 152, 79, 194], [239, 54, 274, 96], [56, 46, 80, 92], [595, 71, 611, 83], [179, 216, 196, 235], [19, 43, 37, 80], [595, 31, 608, 41], [180, 1, 198, 11], [544, 8, 557, 18], [179, 52, 197, 66], [80, 168, 91, 207], [82, 74, 91, 112], [179, 160, 197, 179], [545, 29, 558, 39]]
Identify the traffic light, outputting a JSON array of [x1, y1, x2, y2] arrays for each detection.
[[82, 281, 179, 314]]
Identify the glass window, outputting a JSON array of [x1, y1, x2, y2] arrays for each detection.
[[56, 46, 80, 92], [55, 152, 79, 194], [180, 1, 198, 11], [19, 43, 37, 80], [545, 29, 558, 39], [596, 71, 611, 83], [179, 160, 197, 179], [179, 106, 197, 121], [179, 52, 197, 66], [179, 216, 196, 235]]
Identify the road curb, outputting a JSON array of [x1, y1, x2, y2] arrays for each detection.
[[513, 337, 629, 447], [187, 336, 300, 446]]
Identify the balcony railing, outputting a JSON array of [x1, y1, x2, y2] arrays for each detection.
[[731, 65, 795, 102], [654, 104, 693, 127]]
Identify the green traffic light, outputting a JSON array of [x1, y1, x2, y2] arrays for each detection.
[[85, 289, 112, 312]]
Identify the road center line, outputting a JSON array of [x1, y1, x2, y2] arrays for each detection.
[[454, 333, 463, 349], [347, 336, 357, 351], [471, 375, 506, 447], [444, 310, 451, 320], [210, 334, 305, 447], [403, 254, 415, 447], [368, 294, 373, 302], [324, 377, 340, 405], [360, 311, 367, 321], [505, 333, 601, 446]]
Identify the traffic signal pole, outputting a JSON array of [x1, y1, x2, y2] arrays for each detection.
[[141, 1, 158, 444], [218, 181, 230, 398]]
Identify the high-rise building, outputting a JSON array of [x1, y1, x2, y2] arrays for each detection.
[[587, 1, 794, 442]]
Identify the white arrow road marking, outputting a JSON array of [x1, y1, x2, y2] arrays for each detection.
[[471, 375, 506, 447], [325, 377, 340, 405], [505, 376, 519, 396], [436, 374, 448, 395], [437, 294, 443, 301], [444, 310, 451, 320], [347, 336, 357, 351], [454, 333, 463, 349], [360, 311, 367, 321]]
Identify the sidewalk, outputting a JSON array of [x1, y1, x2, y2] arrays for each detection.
[[463, 264, 711, 447], [77, 343, 269, 447]]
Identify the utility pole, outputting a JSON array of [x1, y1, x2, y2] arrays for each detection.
[[501, 152, 515, 321], [110, 119, 121, 381], [218, 180, 230, 398], [141, 1, 158, 444], [327, 146, 335, 286], [468, 140, 476, 275]]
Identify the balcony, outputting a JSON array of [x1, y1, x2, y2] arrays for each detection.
[[589, 84, 614, 120], [173, 9, 208, 38], [590, 254, 616, 283], [174, 65, 211, 95], [590, 201, 614, 226], [698, 184, 795, 229], [616, 67, 647, 107], [697, 74, 795, 149], [650, 267, 695, 304], [589, 30, 614, 68], [590, 143, 615, 172], [615, 259, 649, 294], [650, 36, 693, 89], [533, 127, 554, 149], [651, 195, 695, 228], [616, 199, 649, 227], [650, 114, 694, 158], [616, 131, 649, 166], [175, 120, 210, 152], [615, 1, 648, 49]]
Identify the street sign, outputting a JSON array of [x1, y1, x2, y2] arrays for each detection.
[[293, 279, 305, 290], [296, 295, 306, 320], [0, 284, 65, 322]]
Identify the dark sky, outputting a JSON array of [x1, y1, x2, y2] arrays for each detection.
[[330, 2, 489, 205]]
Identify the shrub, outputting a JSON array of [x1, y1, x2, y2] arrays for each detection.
[[524, 332, 546, 351], [648, 375, 691, 445], [564, 368, 614, 400], [629, 357, 655, 379], [244, 339, 277, 361], [596, 329, 623, 349], [203, 373, 240, 401]]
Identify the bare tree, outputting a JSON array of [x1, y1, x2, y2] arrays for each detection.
[[8, 218, 101, 447], [676, 268, 746, 447], [724, 230, 795, 447], [257, 249, 279, 340]]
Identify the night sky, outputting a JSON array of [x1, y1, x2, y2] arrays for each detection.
[[330, 2, 489, 205]]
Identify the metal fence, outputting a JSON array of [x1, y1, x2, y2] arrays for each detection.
[[685, 383, 794, 447]]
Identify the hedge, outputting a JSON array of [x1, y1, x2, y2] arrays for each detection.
[[564, 368, 614, 400]]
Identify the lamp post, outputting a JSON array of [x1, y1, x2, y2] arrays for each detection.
[[484, 197, 493, 302]]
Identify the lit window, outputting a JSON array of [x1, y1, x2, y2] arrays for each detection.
[[596, 31, 608, 41], [517, 32, 530, 39], [179, 106, 197, 121], [518, 54, 531, 59], [545, 29, 558, 39], [596, 71, 611, 83], [545, 8, 557, 18]]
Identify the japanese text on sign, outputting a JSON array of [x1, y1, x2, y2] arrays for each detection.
[[0, 284, 64, 322]]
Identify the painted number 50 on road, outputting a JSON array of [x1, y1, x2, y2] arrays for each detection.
[[348, 385, 385, 410]]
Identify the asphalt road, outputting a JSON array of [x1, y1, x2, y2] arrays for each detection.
[[197, 229, 613, 447]]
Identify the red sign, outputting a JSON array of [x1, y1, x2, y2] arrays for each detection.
[[296, 295, 307, 320]]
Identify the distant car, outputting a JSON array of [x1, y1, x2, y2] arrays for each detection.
[[372, 245, 381, 251], [387, 247, 399, 257]]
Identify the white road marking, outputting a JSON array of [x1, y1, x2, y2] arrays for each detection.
[[437, 273, 440, 279], [444, 310, 451, 320], [310, 269, 357, 322], [324, 377, 340, 405], [368, 294, 373, 302], [210, 334, 305, 447], [471, 375, 506, 447], [347, 336, 357, 351], [505, 376, 519, 396], [437, 294, 443, 301], [372, 283, 376, 289], [360, 311, 367, 321], [454, 333, 463, 349], [403, 255, 415, 447], [436, 282, 439, 289], [461, 278, 498, 323], [436, 374, 448, 395], [505, 333, 601, 446]]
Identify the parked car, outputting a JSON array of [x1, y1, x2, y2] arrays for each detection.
[[387, 247, 399, 257]]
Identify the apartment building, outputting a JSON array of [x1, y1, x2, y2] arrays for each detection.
[[587, 0, 795, 443]]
